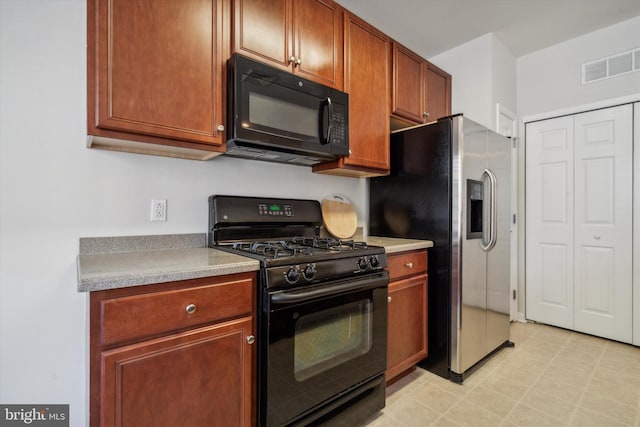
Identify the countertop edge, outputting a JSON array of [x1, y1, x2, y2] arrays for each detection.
[[366, 236, 434, 254]]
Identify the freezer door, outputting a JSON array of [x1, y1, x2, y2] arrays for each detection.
[[451, 118, 489, 375]]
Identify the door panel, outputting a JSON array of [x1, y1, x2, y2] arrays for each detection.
[[525, 116, 574, 329], [573, 105, 632, 342], [634, 103, 640, 346]]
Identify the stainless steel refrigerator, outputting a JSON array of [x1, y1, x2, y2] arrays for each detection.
[[369, 114, 513, 383]]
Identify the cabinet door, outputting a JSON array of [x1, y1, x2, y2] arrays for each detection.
[[233, 0, 343, 89], [387, 274, 428, 382], [293, 0, 343, 89], [314, 12, 390, 177], [525, 116, 575, 329], [392, 43, 425, 124], [233, 0, 292, 70], [343, 14, 390, 172], [424, 62, 451, 122], [635, 102, 640, 347], [573, 105, 632, 343], [100, 317, 254, 427], [90, 0, 226, 146]]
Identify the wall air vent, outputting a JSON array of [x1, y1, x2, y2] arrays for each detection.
[[582, 47, 640, 84]]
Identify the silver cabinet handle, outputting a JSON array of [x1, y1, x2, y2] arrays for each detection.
[[405, 262, 414, 269], [246, 335, 255, 345], [387, 296, 392, 303], [594, 235, 601, 240], [185, 304, 197, 315], [216, 124, 225, 132]]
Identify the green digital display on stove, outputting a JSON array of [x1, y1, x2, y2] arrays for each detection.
[[270, 205, 281, 211]]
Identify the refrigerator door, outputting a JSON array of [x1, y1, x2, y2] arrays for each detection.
[[485, 129, 511, 352], [451, 117, 489, 375]]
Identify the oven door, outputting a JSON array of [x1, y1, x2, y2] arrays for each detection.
[[261, 271, 388, 426]]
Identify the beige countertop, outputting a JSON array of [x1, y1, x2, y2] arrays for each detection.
[[77, 233, 433, 292], [365, 235, 433, 254], [76, 234, 259, 292]]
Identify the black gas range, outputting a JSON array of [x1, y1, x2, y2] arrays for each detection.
[[209, 195, 388, 427], [208, 195, 387, 289]]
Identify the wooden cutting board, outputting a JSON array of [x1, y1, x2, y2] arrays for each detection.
[[321, 195, 358, 239]]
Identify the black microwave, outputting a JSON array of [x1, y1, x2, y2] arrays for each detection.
[[226, 54, 349, 166]]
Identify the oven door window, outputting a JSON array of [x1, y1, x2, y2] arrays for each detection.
[[294, 299, 372, 381]]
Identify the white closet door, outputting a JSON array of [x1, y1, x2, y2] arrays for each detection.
[[573, 105, 632, 342], [633, 103, 639, 346], [525, 116, 574, 329]]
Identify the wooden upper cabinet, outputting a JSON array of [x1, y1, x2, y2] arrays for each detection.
[[391, 42, 451, 127], [425, 62, 452, 123], [87, 0, 228, 160], [233, 0, 343, 89], [313, 12, 391, 177], [392, 44, 426, 124]]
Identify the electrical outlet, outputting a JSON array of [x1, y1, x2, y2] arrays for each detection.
[[150, 199, 167, 222]]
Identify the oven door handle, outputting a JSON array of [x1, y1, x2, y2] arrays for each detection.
[[270, 272, 389, 305]]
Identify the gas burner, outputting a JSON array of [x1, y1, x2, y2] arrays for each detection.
[[291, 236, 369, 251], [232, 240, 314, 259]]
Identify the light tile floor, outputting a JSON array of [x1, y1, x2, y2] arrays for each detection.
[[363, 322, 640, 426]]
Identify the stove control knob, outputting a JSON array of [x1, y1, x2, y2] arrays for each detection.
[[285, 266, 300, 284], [358, 257, 369, 270], [303, 264, 317, 281], [369, 255, 380, 268]]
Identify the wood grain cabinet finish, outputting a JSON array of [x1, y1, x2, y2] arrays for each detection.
[[386, 250, 428, 383], [233, 0, 344, 89], [90, 273, 256, 427], [391, 42, 451, 127], [313, 12, 391, 177], [87, 0, 229, 160]]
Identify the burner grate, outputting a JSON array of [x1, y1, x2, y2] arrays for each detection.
[[291, 236, 368, 251]]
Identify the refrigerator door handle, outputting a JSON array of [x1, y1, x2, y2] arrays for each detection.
[[480, 168, 498, 252]]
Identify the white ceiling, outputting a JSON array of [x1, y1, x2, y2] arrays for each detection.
[[334, 0, 640, 58]]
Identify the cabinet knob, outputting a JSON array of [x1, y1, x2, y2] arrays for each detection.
[[594, 235, 601, 240], [405, 262, 414, 269], [246, 335, 256, 345], [185, 304, 197, 315], [295, 58, 302, 66], [216, 124, 225, 132], [423, 112, 430, 118], [387, 296, 392, 303], [289, 56, 296, 64]]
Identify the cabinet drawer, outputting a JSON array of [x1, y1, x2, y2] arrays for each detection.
[[387, 250, 427, 281], [99, 276, 254, 347]]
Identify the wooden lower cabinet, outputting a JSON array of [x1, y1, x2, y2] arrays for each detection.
[[386, 250, 428, 383], [90, 273, 256, 427]]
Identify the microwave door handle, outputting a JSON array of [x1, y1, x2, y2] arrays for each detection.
[[319, 97, 333, 145]]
